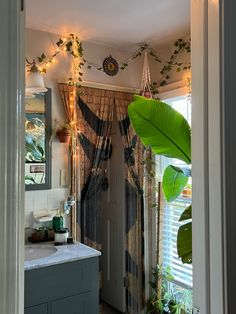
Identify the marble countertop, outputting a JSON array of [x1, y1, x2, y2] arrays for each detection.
[[24, 242, 101, 271]]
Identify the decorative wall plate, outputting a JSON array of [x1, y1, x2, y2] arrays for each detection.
[[103, 55, 119, 76]]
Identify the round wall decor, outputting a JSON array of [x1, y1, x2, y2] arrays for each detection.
[[102, 55, 119, 76]]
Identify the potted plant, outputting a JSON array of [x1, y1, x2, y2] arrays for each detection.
[[181, 184, 192, 198], [147, 265, 187, 314], [50, 120, 74, 144], [56, 125, 71, 143]]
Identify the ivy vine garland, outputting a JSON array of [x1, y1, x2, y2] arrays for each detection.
[[85, 38, 191, 91], [27, 33, 85, 86], [27, 35, 190, 91]]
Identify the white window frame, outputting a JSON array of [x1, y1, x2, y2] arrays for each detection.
[[159, 89, 193, 288]]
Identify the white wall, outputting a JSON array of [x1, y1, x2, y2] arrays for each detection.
[[149, 39, 191, 86]]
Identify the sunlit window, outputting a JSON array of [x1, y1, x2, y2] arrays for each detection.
[[156, 95, 192, 310]]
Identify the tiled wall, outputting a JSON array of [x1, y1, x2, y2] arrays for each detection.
[[25, 188, 69, 228]]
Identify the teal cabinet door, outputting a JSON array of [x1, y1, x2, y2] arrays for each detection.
[[25, 303, 48, 314], [51, 292, 98, 314]]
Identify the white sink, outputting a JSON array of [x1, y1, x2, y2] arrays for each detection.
[[25, 245, 57, 261]]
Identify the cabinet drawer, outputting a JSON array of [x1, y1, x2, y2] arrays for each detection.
[[51, 292, 98, 314], [25, 303, 48, 314], [25, 258, 98, 307]]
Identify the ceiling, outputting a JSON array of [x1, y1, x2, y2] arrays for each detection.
[[26, 0, 190, 50]]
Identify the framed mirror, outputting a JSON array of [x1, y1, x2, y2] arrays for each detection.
[[25, 88, 52, 190]]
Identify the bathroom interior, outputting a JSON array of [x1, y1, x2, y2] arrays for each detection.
[[24, 1, 192, 313]]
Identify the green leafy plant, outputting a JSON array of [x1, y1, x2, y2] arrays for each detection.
[[26, 33, 84, 85], [50, 120, 73, 143], [128, 95, 192, 263], [147, 265, 187, 314], [86, 38, 191, 92]]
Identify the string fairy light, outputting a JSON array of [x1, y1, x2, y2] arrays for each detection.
[[27, 33, 84, 86]]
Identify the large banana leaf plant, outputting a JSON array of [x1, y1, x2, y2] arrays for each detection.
[[128, 95, 192, 264]]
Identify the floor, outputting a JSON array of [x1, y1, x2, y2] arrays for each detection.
[[101, 302, 122, 314]]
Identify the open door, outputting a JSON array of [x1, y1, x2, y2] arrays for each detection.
[[101, 116, 126, 313]]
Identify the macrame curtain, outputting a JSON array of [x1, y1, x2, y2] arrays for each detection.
[[78, 86, 114, 251], [59, 83, 145, 313], [115, 92, 145, 313]]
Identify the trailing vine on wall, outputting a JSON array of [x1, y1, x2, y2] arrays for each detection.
[[27, 35, 190, 91], [26, 33, 85, 86], [85, 38, 191, 92]]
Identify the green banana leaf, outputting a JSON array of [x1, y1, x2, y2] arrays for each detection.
[[178, 206, 192, 264], [128, 95, 192, 265], [163, 165, 188, 202], [179, 205, 192, 222], [177, 222, 192, 264], [128, 95, 191, 164]]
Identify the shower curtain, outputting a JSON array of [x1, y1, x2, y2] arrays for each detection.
[[59, 84, 145, 313]]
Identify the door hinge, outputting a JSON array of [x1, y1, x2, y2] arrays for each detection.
[[124, 277, 129, 288], [21, 0, 24, 12], [192, 307, 200, 314]]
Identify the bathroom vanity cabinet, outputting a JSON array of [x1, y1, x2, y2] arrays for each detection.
[[24, 244, 100, 314]]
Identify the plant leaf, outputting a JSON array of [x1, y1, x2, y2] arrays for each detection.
[[177, 222, 192, 264], [179, 205, 192, 221], [25, 175, 36, 183], [163, 165, 188, 202], [128, 95, 191, 164]]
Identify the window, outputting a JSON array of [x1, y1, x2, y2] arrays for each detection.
[[156, 94, 192, 308]]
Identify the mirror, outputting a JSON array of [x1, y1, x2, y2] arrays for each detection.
[[25, 88, 52, 190]]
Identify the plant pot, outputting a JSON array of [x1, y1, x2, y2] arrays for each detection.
[[56, 129, 71, 143], [181, 188, 192, 198], [141, 90, 152, 98]]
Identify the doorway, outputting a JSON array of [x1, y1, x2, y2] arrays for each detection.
[[101, 116, 126, 312], [1, 1, 231, 314]]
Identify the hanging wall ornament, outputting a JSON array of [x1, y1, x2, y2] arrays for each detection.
[[102, 55, 119, 76], [141, 51, 152, 98]]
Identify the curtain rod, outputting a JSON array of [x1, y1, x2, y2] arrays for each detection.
[[58, 80, 141, 94], [58, 79, 187, 95]]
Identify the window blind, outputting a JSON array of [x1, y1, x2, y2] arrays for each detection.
[[158, 95, 192, 289]]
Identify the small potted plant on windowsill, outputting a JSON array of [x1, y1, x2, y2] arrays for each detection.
[[181, 183, 192, 199]]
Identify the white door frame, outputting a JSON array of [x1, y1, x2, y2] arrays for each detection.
[[1, 0, 236, 313], [192, 0, 236, 313], [0, 0, 25, 314]]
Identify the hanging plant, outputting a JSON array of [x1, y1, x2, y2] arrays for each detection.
[[56, 127, 71, 143]]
